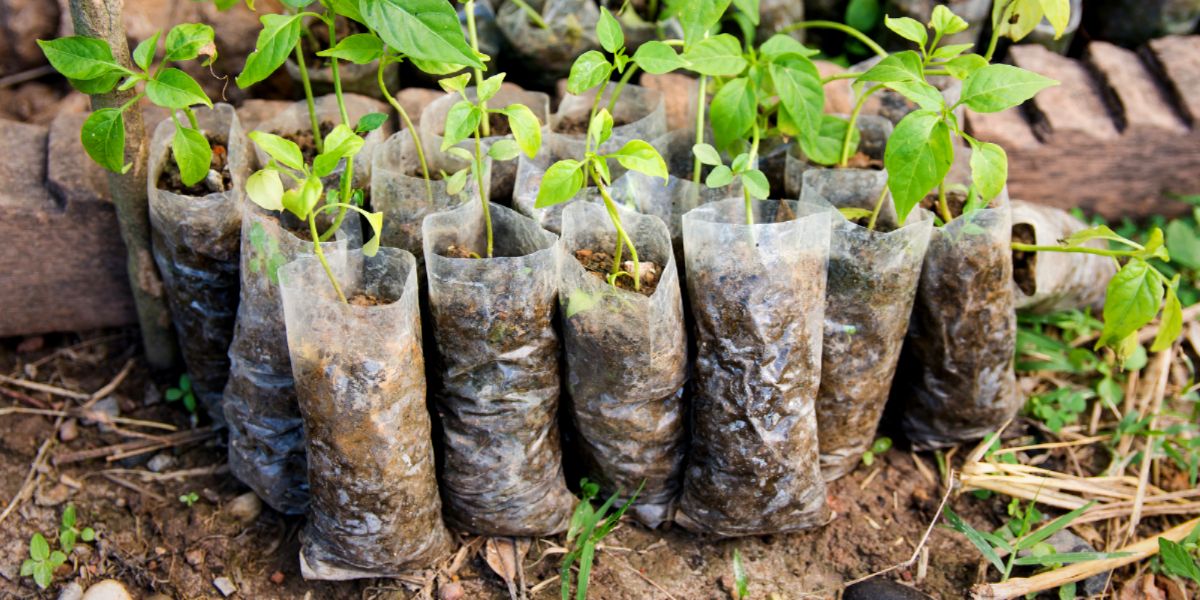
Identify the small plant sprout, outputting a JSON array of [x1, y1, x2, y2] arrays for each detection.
[[166, 373, 198, 414], [1157, 524, 1200, 585], [59, 504, 96, 555], [245, 124, 384, 304], [21, 533, 66, 590], [860, 436, 892, 467], [560, 479, 644, 600], [535, 109, 669, 291], [732, 548, 749, 600], [438, 71, 542, 258], [179, 491, 200, 507], [38, 23, 219, 184]]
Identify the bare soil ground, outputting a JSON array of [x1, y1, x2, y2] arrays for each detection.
[[0, 329, 1044, 600]]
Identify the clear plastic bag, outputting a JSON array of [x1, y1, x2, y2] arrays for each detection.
[[422, 200, 575, 535], [419, 86, 550, 204], [557, 202, 687, 527], [280, 248, 453, 580], [900, 191, 1019, 450], [799, 170, 932, 481], [677, 199, 831, 536], [512, 133, 603, 234], [496, 0, 601, 86], [254, 94, 390, 191], [223, 208, 358, 515], [784, 114, 892, 200], [1011, 200, 1115, 314], [147, 103, 249, 424]]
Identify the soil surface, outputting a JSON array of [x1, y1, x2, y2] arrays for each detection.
[[442, 244, 481, 259], [574, 249, 660, 295], [156, 135, 233, 196], [1011, 222, 1038, 296], [0, 329, 1020, 599], [840, 152, 883, 170], [347, 293, 386, 307]]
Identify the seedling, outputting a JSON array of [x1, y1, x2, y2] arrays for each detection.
[[731, 548, 749, 600], [860, 436, 892, 467], [166, 373, 198, 414], [1156, 524, 1200, 585], [560, 479, 644, 600], [179, 491, 200, 507], [1023, 388, 1092, 433], [59, 504, 96, 555], [39, 23, 219, 185], [20, 533, 66, 590]]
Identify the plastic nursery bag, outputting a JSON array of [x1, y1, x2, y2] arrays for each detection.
[[1011, 200, 1115, 314], [512, 132, 603, 234], [496, 0, 601, 87], [280, 248, 453, 580], [419, 86, 550, 204], [371, 131, 486, 258], [677, 198, 832, 536], [223, 208, 357, 515], [900, 191, 1019, 450], [558, 202, 687, 527], [423, 200, 575, 535], [254, 93, 390, 191], [147, 103, 249, 423], [550, 84, 668, 159], [799, 170, 932, 481], [784, 114, 892, 200]]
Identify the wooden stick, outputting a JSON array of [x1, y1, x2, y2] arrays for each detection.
[[0, 407, 176, 432], [1127, 349, 1173, 542], [0, 385, 50, 409], [52, 427, 211, 466], [0, 374, 89, 400], [971, 517, 1200, 599]]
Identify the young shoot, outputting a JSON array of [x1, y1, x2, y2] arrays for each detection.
[[535, 110, 668, 291], [438, 71, 543, 258], [39, 23, 219, 185], [560, 479, 644, 600], [245, 124, 383, 304]]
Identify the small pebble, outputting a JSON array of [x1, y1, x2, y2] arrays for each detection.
[[35, 483, 71, 507], [83, 396, 120, 431], [843, 577, 932, 600], [212, 576, 237, 597], [146, 453, 176, 473], [269, 571, 285, 585], [80, 580, 133, 600], [184, 548, 205, 568], [204, 169, 223, 192], [438, 582, 464, 600], [225, 492, 263, 524], [143, 382, 162, 406], [57, 581, 83, 600], [59, 420, 79, 442]]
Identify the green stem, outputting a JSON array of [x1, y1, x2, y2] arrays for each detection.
[[936, 181, 952, 224], [985, 0, 1015, 62], [585, 79, 611, 155], [292, 40, 323, 153], [867, 185, 888, 231], [743, 118, 760, 226], [692, 75, 708, 186], [378, 57, 434, 203], [780, 21, 887, 58], [475, 126, 493, 257], [821, 72, 861, 83], [320, 12, 353, 242], [606, 63, 640, 114], [591, 163, 640, 291], [466, 0, 489, 136], [1010, 243, 1136, 259], [508, 0, 549, 29], [182, 106, 199, 130], [840, 83, 883, 167], [309, 212, 346, 304]]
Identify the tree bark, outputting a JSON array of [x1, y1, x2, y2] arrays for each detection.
[[69, 0, 177, 369]]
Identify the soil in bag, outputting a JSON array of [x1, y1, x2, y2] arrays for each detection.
[[280, 248, 453, 580], [148, 104, 249, 424], [255, 94, 389, 191], [423, 200, 575, 536], [223, 206, 357, 515], [559, 202, 687, 527], [550, 84, 668, 158], [799, 169, 931, 481], [784, 114, 890, 200], [677, 198, 831, 536], [496, 0, 601, 88], [512, 133, 603, 234], [899, 189, 1019, 450]]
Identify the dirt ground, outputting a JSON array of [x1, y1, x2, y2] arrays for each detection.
[[0, 329, 1031, 600]]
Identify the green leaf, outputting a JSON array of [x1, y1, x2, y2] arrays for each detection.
[[438, 73, 471, 93], [442, 101, 481, 150], [1015, 502, 1093, 551], [355, 112, 388, 133], [567, 51, 613, 95], [316, 33, 383, 65], [961, 64, 1058, 113], [1168, 220, 1200, 269], [565, 289, 598, 318], [33, 562, 52, 589], [362, 0, 484, 70], [80, 528, 95, 542], [164, 23, 215, 63], [845, 0, 882, 34], [62, 505, 76, 528], [165, 388, 183, 401], [885, 80, 946, 111], [81, 108, 128, 174], [1159, 538, 1200, 584], [180, 373, 191, 392], [535, 160, 585, 208], [885, 15, 928, 47], [771, 58, 825, 152], [885, 109, 953, 223], [488, 139, 521, 161], [147, 68, 212, 109], [1151, 282, 1183, 352], [706, 165, 733, 187], [445, 168, 468, 196], [857, 50, 922, 84], [362, 211, 384, 257], [1013, 551, 1128, 566], [48, 551, 66, 567], [477, 73, 505, 103], [930, 5, 969, 35], [589, 109, 614, 148], [742, 169, 769, 199], [802, 114, 859, 167], [20, 559, 34, 577], [173, 125, 213, 187], [503, 104, 542, 158], [759, 34, 819, 60], [237, 14, 301, 88], [1097, 261, 1164, 350], [314, 124, 365, 178], [133, 31, 161, 72], [732, 0, 759, 25], [68, 73, 122, 95], [633, 41, 687, 74], [944, 507, 1007, 573], [693, 143, 722, 166], [709, 77, 755, 150], [246, 169, 284, 212], [597, 7, 624, 53], [37, 36, 125, 81], [60, 524, 77, 551], [1063, 224, 1134, 248], [680, 0, 731, 49], [30, 534, 49, 561], [249, 131, 304, 171], [839, 207, 874, 221], [329, 0, 366, 24], [968, 140, 1007, 202], [183, 393, 196, 413], [944, 54, 988, 80], [611, 139, 668, 180], [733, 549, 748, 599], [932, 43, 975, 60], [283, 176, 323, 220], [1036, 0, 1071, 40], [681, 34, 747, 77]]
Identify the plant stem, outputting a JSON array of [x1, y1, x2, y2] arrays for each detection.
[[984, 0, 1015, 62], [936, 181, 953, 224], [780, 21, 887, 58], [591, 164, 640, 291], [1009, 243, 1134, 258], [692, 75, 708, 186], [840, 83, 882, 167], [867, 185, 888, 231], [475, 127, 493, 257], [466, 0, 489, 136], [606, 63, 640, 114], [377, 58, 434, 203], [292, 40, 323, 154], [320, 12, 353, 242], [509, 0, 548, 29], [308, 212, 347, 304], [585, 79, 611, 154], [743, 118, 760, 226], [182, 106, 199, 130]]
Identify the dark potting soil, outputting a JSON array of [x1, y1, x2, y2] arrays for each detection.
[[557, 111, 633, 135], [442, 244, 482, 259], [346, 293, 387, 307], [919, 188, 969, 218], [573, 248, 661, 296], [156, 134, 233, 196], [839, 151, 883, 170], [1011, 222, 1038, 296]]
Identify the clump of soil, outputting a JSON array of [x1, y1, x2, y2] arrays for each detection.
[[442, 244, 481, 259], [573, 248, 660, 295], [347, 293, 387, 307], [1011, 223, 1038, 296], [840, 151, 883, 170], [556, 111, 632, 135], [282, 122, 367, 164], [156, 135, 232, 196]]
